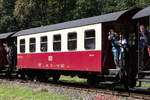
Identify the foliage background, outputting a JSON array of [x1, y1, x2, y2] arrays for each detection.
[[0, 0, 150, 33]]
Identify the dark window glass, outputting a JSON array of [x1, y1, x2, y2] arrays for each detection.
[[68, 33, 77, 50], [53, 35, 61, 51], [29, 38, 36, 52], [40, 36, 47, 52], [20, 39, 25, 53], [85, 30, 95, 50]]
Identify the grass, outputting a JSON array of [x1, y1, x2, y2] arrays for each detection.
[[0, 84, 69, 100], [136, 82, 150, 87], [142, 82, 150, 87], [59, 75, 87, 84]]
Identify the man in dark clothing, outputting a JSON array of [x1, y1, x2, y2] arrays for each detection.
[[0, 40, 8, 67], [9, 41, 17, 71], [139, 25, 150, 69], [12, 41, 17, 69]]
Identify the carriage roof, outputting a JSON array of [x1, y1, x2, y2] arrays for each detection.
[[133, 6, 150, 19], [0, 32, 14, 39]]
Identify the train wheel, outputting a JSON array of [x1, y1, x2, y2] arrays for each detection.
[[37, 74, 49, 82], [27, 74, 34, 81], [87, 77, 99, 88], [5, 67, 11, 78], [20, 72, 26, 80], [52, 74, 61, 82]]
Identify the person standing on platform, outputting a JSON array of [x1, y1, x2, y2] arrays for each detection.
[[0, 40, 8, 67]]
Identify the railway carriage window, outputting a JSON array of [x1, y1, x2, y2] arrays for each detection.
[[40, 36, 47, 52], [29, 38, 36, 52], [20, 39, 25, 53], [84, 30, 95, 50], [53, 35, 61, 51], [68, 32, 77, 50]]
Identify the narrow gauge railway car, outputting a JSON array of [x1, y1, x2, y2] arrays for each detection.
[[10, 8, 141, 88], [133, 6, 150, 85]]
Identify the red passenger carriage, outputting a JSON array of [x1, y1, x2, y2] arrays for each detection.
[[11, 9, 140, 87]]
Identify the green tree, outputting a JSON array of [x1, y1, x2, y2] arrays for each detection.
[[1, 0, 150, 33], [45, 0, 62, 24], [73, 0, 103, 19], [0, 0, 16, 16], [0, 0, 17, 32], [14, 0, 48, 29], [136, 0, 150, 8], [0, 16, 17, 32]]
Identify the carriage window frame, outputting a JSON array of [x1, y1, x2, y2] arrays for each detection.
[[68, 32, 77, 51], [53, 34, 61, 51], [20, 39, 25, 53], [29, 38, 36, 53], [84, 29, 96, 50], [40, 36, 47, 52]]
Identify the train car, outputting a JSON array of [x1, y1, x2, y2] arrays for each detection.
[[11, 8, 141, 88], [133, 6, 150, 86]]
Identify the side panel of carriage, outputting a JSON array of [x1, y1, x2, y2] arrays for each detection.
[[17, 24, 102, 72]]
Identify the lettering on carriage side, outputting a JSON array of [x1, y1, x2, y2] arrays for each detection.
[[49, 64, 64, 68], [50, 64, 53, 67], [48, 56, 53, 61], [61, 64, 64, 68], [89, 54, 95, 56], [38, 63, 42, 67], [53, 64, 56, 67], [46, 64, 49, 67], [56, 64, 60, 67]]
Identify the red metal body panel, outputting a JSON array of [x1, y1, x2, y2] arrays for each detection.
[[17, 50, 101, 72]]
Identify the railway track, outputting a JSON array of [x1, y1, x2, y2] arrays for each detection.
[[40, 82, 150, 100], [0, 75, 150, 100]]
